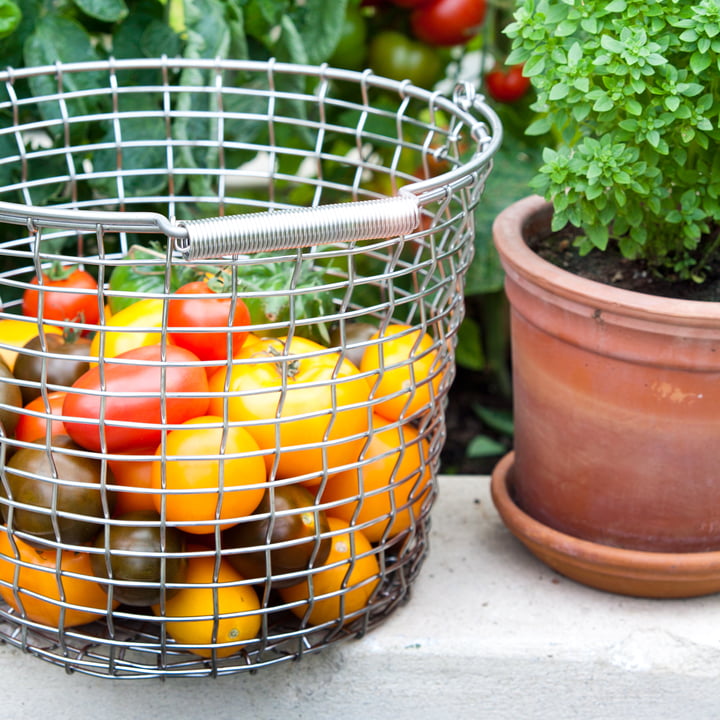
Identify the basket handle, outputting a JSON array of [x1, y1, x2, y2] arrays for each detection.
[[174, 195, 420, 261]]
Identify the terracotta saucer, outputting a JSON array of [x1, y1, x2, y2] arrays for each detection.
[[490, 451, 720, 599]]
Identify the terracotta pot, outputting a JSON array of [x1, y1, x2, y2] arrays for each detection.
[[493, 195, 720, 555]]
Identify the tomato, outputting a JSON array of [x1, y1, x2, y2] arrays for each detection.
[[360, 324, 443, 421], [368, 30, 443, 89], [107, 449, 158, 515], [391, 0, 434, 6], [1, 435, 115, 545], [278, 517, 380, 627], [0, 529, 116, 628], [15, 391, 67, 443], [89, 298, 166, 361], [91, 510, 187, 606], [208, 337, 371, 481], [22, 263, 99, 326], [0, 318, 62, 371], [410, 0, 486, 47], [13, 332, 92, 405], [222, 484, 331, 587], [150, 415, 266, 534], [153, 552, 262, 658], [328, 3, 368, 70], [167, 278, 250, 363], [485, 63, 531, 103], [63, 344, 210, 453], [0, 357, 23, 439], [320, 414, 432, 542]]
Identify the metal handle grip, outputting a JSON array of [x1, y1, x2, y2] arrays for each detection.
[[174, 195, 420, 260]]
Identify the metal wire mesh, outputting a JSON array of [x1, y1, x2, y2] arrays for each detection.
[[0, 57, 499, 677]]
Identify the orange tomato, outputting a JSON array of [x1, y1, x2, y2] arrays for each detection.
[[360, 324, 443, 421], [150, 416, 266, 534], [278, 516, 380, 627], [0, 530, 115, 628], [14, 391, 67, 443], [320, 414, 433, 543], [154, 552, 262, 658], [108, 449, 158, 515], [208, 337, 371, 481], [0, 319, 62, 371]]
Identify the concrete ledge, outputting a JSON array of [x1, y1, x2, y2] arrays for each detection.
[[2, 475, 720, 719]]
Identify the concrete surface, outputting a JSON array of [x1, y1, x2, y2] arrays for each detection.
[[2, 474, 720, 719]]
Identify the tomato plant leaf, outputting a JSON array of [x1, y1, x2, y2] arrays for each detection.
[[71, 0, 128, 23]]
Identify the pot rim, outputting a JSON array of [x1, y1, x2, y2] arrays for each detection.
[[492, 195, 720, 327]]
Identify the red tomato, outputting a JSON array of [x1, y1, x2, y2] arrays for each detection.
[[391, 0, 434, 6], [62, 344, 210, 453], [485, 63, 531, 103], [22, 264, 99, 325], [410, 0, 486, 47], [168, 279, 251, 362]]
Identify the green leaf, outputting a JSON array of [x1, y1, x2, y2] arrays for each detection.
[[288, 0, 349, 65], [466, 434, 507, 459], [71, 0, 128, 23], [690, 51, 712, 74], [472, 404, 515, 436]]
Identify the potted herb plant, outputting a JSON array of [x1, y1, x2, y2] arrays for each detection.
[[488, 0, 720, 598]]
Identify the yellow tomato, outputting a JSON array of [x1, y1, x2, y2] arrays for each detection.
[[360, 324, 443, 421], [89, 298, 166, 361], [320, 414, 433, 543], [278, 517, 381, 627], [0, 318, 63, 371], [150, 415, 267, 534], [208, 337, 371, 481], [154, 553, 262, 658]]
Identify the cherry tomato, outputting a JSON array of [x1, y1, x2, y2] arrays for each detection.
[[320, 413, 432, 542], [168, 278, 251, 363], [22, 263, 99, 325], [0, 530, 116, 628], [2, 435, 115, 546], [62, 344, 210, 453], [360, 324, 444, 421], [368, 30, 443, 89], [153, 552, 262, 658], [15, 391, 67, 443], [13, 332, 92, 405], [485, 63, 531, 103], [278, 516, 381, 627], [410, 0, 486, 47], [208, 337, 371, 480], [89, 298, 166, 362], [222, 484, 331, 586], [91, 510, 187, 606], [150, 415, 266, 534]]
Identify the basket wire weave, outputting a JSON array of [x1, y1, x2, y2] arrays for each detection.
[[0, 57, 500, 677]]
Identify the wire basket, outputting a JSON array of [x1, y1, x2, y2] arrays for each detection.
[[0, 57, 500, 678]]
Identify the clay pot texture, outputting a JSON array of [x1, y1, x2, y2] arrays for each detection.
[[493, 195, 720, 554]]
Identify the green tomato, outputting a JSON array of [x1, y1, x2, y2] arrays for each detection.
[[328, 4, 368, 70], [368, 30, 443, 89]]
